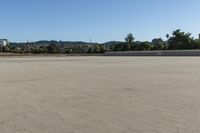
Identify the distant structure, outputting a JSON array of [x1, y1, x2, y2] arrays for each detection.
[[0, 39, 9, 47]]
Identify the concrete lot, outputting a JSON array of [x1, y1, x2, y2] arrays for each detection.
[[0, 57, 200, 133]]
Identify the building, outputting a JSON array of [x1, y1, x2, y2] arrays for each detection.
[[0, 39, 9, 47]]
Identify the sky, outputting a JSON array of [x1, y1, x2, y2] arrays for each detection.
[[0, 0, 200, 43]]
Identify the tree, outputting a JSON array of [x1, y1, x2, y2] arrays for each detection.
[[112, 43, 124, 51], [166, 34, 169, 39], [94, 44, 101, 53], [88, 47, 93, 53], [168, 29, 194, 50], [136, 41, 151, 51], [125, 33, 135, 50], [99, 45, 106, 53], [2, 46, 10, 52], [47, 44, 59, 53], [72, 46, 83, 53], [194, 39, 200, 49], [151, 38, 164, 50]]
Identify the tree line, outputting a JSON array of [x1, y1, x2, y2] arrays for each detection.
[[112, 29, 200, 51], [1, 41, 106, 54], [1, 29, 200, 54]]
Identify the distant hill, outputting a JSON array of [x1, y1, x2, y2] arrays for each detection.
[[10, 40, 99, 47], [103, 41, 124, 46]]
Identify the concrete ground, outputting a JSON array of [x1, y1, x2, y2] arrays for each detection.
[[0, 57, 200, 133]]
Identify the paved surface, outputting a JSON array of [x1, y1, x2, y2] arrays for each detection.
[[0, 57, 200, 133]]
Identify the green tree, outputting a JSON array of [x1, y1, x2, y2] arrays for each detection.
[[99, 45, 106, 53], [112, 43, 125, 51], [47, 44, 59, 53], [136, 41, 151, 51], [168, 29, 194, 50], [151, 38, 164, 50], [94, 45, 101, 53], [194, 34, 200, 49], [2, 46, 10, 52], [125, 33, 135, 50], [166, 34, 169, 39]]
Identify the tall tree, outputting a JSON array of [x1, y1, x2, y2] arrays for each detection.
[[168, 29, 194, 50], [125, 33, 135, 50]]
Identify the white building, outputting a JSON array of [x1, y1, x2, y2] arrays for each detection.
[[0, 39, 9, 47]]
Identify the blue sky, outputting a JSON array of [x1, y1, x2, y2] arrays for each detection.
[[0, 0, 200, 42]]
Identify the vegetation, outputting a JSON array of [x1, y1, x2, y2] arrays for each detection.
[[112, 29, 200, 52], [1, 29, 200, 54]]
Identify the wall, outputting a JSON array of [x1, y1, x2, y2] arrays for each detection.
[[104, 50, 200, 56]]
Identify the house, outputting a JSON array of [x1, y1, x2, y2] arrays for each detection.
[[0, 39, 9, 47]]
